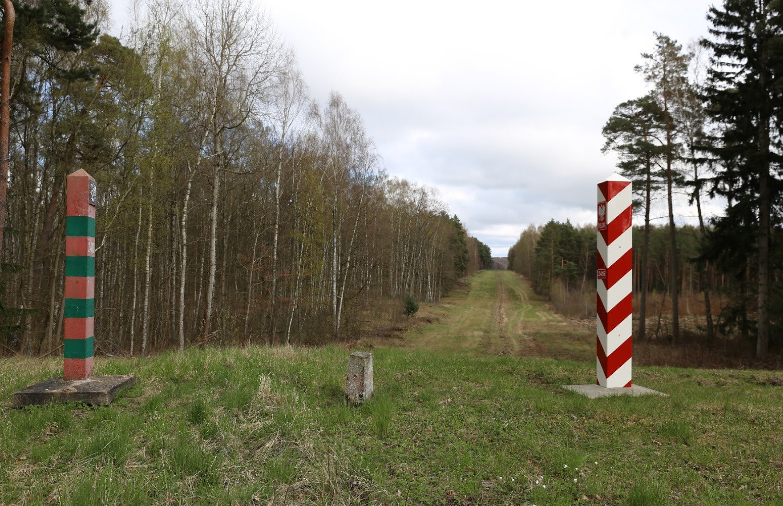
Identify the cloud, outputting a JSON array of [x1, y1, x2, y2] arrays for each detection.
[[109, 0, 718, 256]]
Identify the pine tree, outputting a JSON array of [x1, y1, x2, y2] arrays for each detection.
[[635, 33, 691, 343], [602, 93, 666, 341], [678, 67, 716, 342], [701, 0, 783, 358], [450, 215, 469, 277]]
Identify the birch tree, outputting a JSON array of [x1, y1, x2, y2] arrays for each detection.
[[269, 52, 308, 340], [188, 0, 280, 340]]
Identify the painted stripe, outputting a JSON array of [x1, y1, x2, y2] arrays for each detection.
[[64, 356, 94, 381], [64, 317, 94, 341], [598, 179, 631, 203], [66, 172, 96, 217], [64, 336, 94, 359], [597, 270, 633, 310], [597, 291, 632, 334], [65, 256, 95, 277], [66, 236, 95, 257], [596, 249, 633, 290], [605, 248, 632, 290], [599, 204, 632, 245], [605, 358, 633, 388], [607, 184, 633, 223], [64, 298, 94, 318], [597, 336, 632, 379], [596, 356, 606, 385], [64, 276, 95, 300], [66, 216, 96, 237], [597, 313, 633, 356], [597, 227, 632, 267], [597, 336, 607, 379], [65, 200, 96, 219]]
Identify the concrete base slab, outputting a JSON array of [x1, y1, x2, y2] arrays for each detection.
[[13, 375, 136, 408], [562, 384, 667, 399]]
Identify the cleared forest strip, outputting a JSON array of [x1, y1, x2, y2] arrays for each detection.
[[402, 271, 594, 362]]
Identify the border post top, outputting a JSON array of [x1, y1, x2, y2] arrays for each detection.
[[598, 173, 632, 203], [67, 170, 97, 216], [603, 172, 630, 183], [68, 169, 94, 180]]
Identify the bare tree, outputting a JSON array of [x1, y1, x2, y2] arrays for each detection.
[[321, 93, 379, 338], [269, 51, 308, 342], [188, 0, 281, 340]]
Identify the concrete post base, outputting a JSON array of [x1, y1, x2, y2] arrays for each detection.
[[13, 375, 136, 408], [562, 384, 667, 399]]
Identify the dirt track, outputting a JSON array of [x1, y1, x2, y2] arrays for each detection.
[[402, 270, 594, 362]]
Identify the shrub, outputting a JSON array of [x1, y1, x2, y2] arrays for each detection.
[[403, 294, 419, 316]]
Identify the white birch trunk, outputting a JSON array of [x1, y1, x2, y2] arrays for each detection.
[[244, 230, 259, 344], [203, 162, 220, 339], [178, 175, 192, 351], [141, 200, 153, 355], [129, 201, 142, 356]]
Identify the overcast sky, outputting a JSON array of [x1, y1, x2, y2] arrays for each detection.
[[109, 0, 719, 256]]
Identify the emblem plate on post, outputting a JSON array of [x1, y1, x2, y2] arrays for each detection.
[[597, 202, 606, 231], [89, 179, 97, 207], [597, 268, 606, 280]]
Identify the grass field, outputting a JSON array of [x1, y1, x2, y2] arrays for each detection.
[[2, 271, 782, 505]]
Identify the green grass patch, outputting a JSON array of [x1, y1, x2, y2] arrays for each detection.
[[1, 272, 782, 503], [1, 347, 782, 503]]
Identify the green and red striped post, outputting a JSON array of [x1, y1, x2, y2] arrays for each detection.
[[64, 169, 96, 380]]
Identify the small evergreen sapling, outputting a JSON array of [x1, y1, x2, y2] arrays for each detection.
[[403, 294, 419, 316]]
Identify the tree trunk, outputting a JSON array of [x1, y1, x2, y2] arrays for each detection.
[[332, 200, 339, 336], [757, 36, 771, 359], [178, 175, 192, 352], [271, 156, 283, 340], [244, 230, 259, 344], [43, 226, 63, 354], [692, 155, 714, 342], [287, 235, 305, 346], [0, 0, 13, 281], [336, 191, 364, 338], [141, 198, 153, 355], [129, 202, 142, 355], [639, 152, 653, 341], [218, 203, 231, 343], [664, 101, 679, 343], [203, 163, 220, 340]]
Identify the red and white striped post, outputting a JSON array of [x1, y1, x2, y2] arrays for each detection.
[[64, 169, 96, 380], [596, 173, 632, 388]]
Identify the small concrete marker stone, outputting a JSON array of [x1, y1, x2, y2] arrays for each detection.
[[562, 384, 667, 399], [346, 351, 373, 405]]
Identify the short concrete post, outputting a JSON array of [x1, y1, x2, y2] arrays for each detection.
[[346, 352, 373, 405], [64, 169, 96, 380]]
